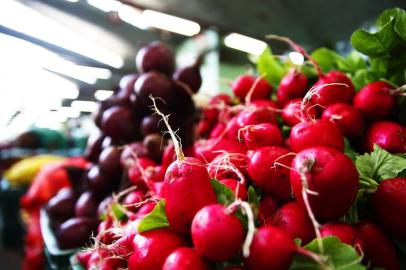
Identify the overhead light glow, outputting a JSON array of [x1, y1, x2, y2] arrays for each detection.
[[118, 4, 147, 29], [141, 10, 200, 36], [65, 0, 79, 3], [87, 0, 120, 12], [57, 107, 81, 118], [95, 90, 114, 101], [289, 52, 304, 66], [71, 100, 98, 112], [0, 1, 124, 68], [224, 33, 267, 55]]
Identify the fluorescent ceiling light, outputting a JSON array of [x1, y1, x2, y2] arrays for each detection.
[[87, 0, 120, 12], [141, 10, 200, 36], [95, 90, 114, 101], [0, 1, 124, 68], [289, 52, 304, 65], [71, 100, 98, 112], [57, 107, 81, 118], [118, 5, 147, 29], [224, 33, 267, 55], [65, 0, 79, 2]]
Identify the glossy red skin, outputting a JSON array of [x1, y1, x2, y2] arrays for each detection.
[[76, 250, 92, 268], [161, 143, 195, 169], [245, 226, 296, 270], [232, 75, 273, 102], [353, 81, 395, 121], [123, 191, 145, 212], [356, 221, 400, 270], [227, 116, 243, 141], [110, 233, 135, 259], [281, 98, 318, 127], [198, 120, 213, 138], [364, 121, 406, 153], [194, 139, 246, 163], [241, 123, 284, 149], [290, 147, 359, 220], [271, 202, 315, 244], [209, 122, 226, 139], [135, 201, 156, 219], [219, 179, 248, 200], [311, 71, 355, 108], [373, 177, 406, 240], [163, 247, 210, 270], [322, 103, 365, 138], [75, 191, 99, 218], [191, 204, 244, 261], [247, 146, 294, 202], [277, 70, 308, 105], [128, 158, 157, 187], [320, 222, 364, 251], [237, 106, 278, 129], [290, 120, 345, 152], [164, 157, 217, 234], [250, 99, 279, 110], [128, 229, 185, 270], [209, 93, 233, 106], [208, 154, 247, 181], [258, 196, 279, 225]]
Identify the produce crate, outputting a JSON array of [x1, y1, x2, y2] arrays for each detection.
[[40, 209, 79, 270]]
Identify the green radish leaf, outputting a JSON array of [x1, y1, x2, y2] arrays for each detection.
[[257, 47, 288, 87], [111, 203, 127, 221], [138, 200, 169, 233], [210, 179, 235, 206], [376, 7, 406, 41], [344, 138, 359, 162], [248, 186, 260, 208], [350, 69, 378, 91], [290, 237, 365, 270], [351, 17, 398, 58], [294, 238, 302, 246], [311, 47, 343, 72], [355, 145, 406, 181]]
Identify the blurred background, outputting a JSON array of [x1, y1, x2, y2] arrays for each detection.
[[0, 0, 405, 269]]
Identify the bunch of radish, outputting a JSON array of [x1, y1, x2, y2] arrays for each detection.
[[72, 38, 405, 269]]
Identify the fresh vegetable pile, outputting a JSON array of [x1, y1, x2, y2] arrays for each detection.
[[46, 7, 406, 270]]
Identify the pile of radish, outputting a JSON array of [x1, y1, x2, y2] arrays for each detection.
[[57, 7, 406, 270]]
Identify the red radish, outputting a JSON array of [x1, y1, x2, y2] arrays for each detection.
[[209, 93, 233, 106], [123, 191, 145, 212], [320, 222, 363, 251], [290, 147, 358, 220], [208, 153, 247, 181], [135, 201, 156, 219], [219, 179, 248, 200], [250, 99, 279, 110], [258, 196, 279, 225], [290, 119, 345, 152], [197, 120, 213, 137], [277, 69, 308, 105], [247, 146, 294, 202], [191, 204, 244, 261], [76, 250, 92, 268], [161, 143, 195, 170], [110, 233, 135, 259], [128, 229, 186, 270], [231, 75, 272, 102], [100, 257, 126, 270], [209, 122, 226, 139], [363, 121, 406, 153], [149, 97, 218, 234], [163, 247, 210, 270], [203, 107, 220, 123], [311, 71, 355, 108], [373, 177, 406, 240], [194, 138, 246, 163], [244, 226, 296, 270], [356, 221, 400, 270], [321, 103, 365, 138], [226, 116, 244, 141], [281, 98, 318, 127], [271, 202, 315, 244], [237, 106, 278, 129], [353, 81, 395, 121], [240, 123, 284, 149], [128, 158, 156, 187]]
